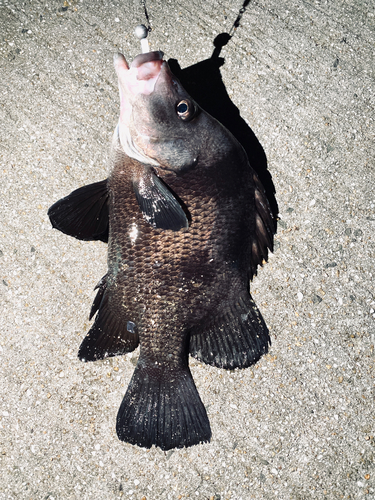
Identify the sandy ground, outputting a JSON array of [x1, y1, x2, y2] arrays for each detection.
[[1, 0, 374, 499]]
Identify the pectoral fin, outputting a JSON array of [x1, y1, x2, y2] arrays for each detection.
[[48, 179, 109, 242], [133, 172, 188, 231]]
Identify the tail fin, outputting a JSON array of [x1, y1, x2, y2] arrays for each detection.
[[116, 360, 211, 450], [189, 293, 270, 369]]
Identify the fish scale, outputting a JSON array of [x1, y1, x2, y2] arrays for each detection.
[[48, 49, 276, 450]]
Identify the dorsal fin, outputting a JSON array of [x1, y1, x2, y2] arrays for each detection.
[[250, 173, 276, 277]]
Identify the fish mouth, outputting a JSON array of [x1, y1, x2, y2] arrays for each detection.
[[130, 50, 164, 68], [134, 50, 164, 82], [115, 50, 174, 167], [114, 50, 165, 96], [130, 51, 164, 83]]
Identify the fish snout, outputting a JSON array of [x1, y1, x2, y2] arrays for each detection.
[[115, 51, 165, 96], [131, 50, 164, 68], [132, 51, 164, 83]]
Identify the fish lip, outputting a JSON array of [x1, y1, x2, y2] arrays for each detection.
[[131, 50, 164, 68]]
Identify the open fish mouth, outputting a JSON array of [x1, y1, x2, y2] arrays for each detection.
[[114, 50, 168, 165], [130, 50, 165, 90], [114, 50, 165, 96], [130, 50, 164, 69]]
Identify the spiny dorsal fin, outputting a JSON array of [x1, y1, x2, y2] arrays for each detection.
[[251, 173, 276, 277]]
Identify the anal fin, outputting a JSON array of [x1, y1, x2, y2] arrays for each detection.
[[189, 293, 270, 369]]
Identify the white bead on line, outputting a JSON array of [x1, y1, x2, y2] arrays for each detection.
[[134, 24, 150, 53]]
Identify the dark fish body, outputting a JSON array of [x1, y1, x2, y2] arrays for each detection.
[[48, 51, 276, 450]]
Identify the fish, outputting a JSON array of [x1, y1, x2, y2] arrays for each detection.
[[48, 49, 276, 450]]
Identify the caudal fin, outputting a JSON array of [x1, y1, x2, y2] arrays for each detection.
[[189, 293, 270, 369], [116, 361, 211, 450]]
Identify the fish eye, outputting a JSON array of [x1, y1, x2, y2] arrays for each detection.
[[177, 101, 188, 114], [176, 99, 195, 121]]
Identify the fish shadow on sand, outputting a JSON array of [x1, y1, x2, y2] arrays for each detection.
[[168, 32, 278, 225]]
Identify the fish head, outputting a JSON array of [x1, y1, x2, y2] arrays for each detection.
[[114, 51, 231, 173]]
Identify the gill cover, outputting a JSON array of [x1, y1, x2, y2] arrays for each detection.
[[114, 51, 201, 173]]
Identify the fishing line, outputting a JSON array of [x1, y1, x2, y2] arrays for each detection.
[[134, 0, 152, 53], [134, 1, 252, 55], [140, 0, 152, 33], [228, 0, 252, 38]]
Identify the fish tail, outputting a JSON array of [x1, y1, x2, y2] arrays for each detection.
[[189, 293, 270, 369], [116, 360, 211, 450]]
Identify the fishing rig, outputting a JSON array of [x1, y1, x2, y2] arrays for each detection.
[[134, 24, 150, 53]]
